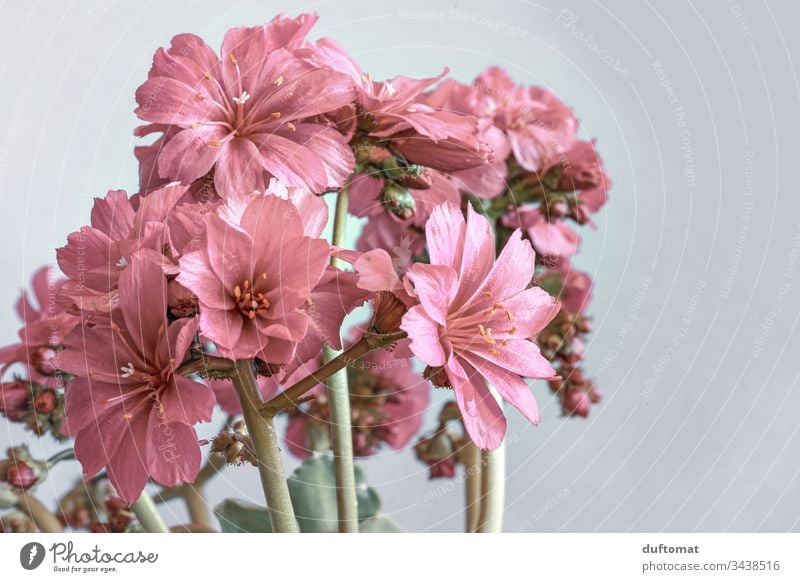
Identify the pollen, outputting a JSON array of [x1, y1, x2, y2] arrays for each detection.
[[482, 291, 493, 299], [234, 285, 242, 298], [489, 348, 501, 357], [270, 112, 281, 119], [275, 75, 284, 86], [478, 324, 497, 345], [406, 107, 417, 113], [285, 121, 297, 132], [195, 93, 205, 100], [209, 139, 222, 147], [203, 71, 212, 80], [229, 53, 238, 65]]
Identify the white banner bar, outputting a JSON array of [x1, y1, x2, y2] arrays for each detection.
[[1, 533, 796, 581]]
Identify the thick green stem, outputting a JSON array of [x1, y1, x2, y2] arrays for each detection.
[[324, 345, 359, 532], [232, 360, 298, 533], [131, 491, 169, 533], [476, 387, 506, 533], [463, 439, 483, 533], [325, 187, 359, 533]]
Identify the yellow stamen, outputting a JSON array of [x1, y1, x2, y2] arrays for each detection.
[[195, 93, 204, 100], [285, 121, 296, 132], [229, 53, 238, 65], [275, 75, 284, 86], [490, 348, 501, 357], [482, 291, 493, 299], [234, 286, 242, 298], [247, 310, 256, 320], [209, 140, 222, 147], [270, 112, 281, 119], [203, 71, 212, 80]]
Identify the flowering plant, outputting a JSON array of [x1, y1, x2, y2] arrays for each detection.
[[0, 13, 609, 533]]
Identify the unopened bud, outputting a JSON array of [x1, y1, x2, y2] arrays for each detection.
[[6, 462, 37, 489], [0, 381, 30, 421], [33, 389, 58, 414], [562, 388, 590, 417], [381, 183, 416, 220], [31, 347, 58, 376]]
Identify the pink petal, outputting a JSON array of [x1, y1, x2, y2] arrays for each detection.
[[118, 254, 169, 361], [399, 306, 446, 367], [425, 202, 465, 269], [446, 356, 506, 450], [405, 263, 458, 325], [463, 354, 541, 426], [135, 77, 222, 126], [157, 125, 227, 186], [146, 419, 202, 488], [213, 137, 268, 199]]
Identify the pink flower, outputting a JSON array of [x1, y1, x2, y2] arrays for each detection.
[[59, 254, 215, 502], [475, 67, 578, 173], [423, 79, 511, 199], [400, 203, 559, 449], [502, 207, 580, 258], [134, 14, 356, 197], [56, 185, 189, 314], [0, 267, 78, 381], [177, 195, 330, 363], [303, 40, 488, 172]]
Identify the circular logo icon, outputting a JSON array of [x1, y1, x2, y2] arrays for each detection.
[[19, 542, 46, 570]]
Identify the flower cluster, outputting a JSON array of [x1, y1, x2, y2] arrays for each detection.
[[0, 11, 611, 522]]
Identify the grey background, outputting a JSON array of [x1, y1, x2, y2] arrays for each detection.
[[1, 0, 798, 532]]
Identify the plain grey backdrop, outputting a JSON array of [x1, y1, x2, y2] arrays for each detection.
[[1, 0, 798, 532]]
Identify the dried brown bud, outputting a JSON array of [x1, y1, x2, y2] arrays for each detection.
[[424, 366, 451, 388], [371, 291, 408, 334], [395, 167, 433, 190], [168, 279, 198, 318]]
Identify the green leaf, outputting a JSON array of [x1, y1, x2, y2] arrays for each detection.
[[214, 498, 272, 533], [358, 514, 403, 533], [215, 455, 384, 533], [287, 454, 383, 532], [354, 463, 381, 521], [287, 454, 340, 533]]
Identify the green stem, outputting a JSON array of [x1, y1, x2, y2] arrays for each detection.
[[323, 345, 359, 532], [476, 386, 506, 533], [131, 491, 169, 533], [463, 439, 483, 533], [232, 360, 298, 533], [326, 188, 359, 533]]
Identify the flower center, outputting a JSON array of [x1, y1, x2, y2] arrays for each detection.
[[233, 274, 270, 320], [446, 290, 518, 356]]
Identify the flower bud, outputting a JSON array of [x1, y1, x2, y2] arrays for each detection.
[[588, 385, 602, 403], [33, 389, 58, 414], [6, 462, 37, 489], [0, 381, 30, 421], [380, 183, 416, 220], [167, 279, 198, 318], [371, 291, 407, 334], [556, 160, 603, 191], [31, 347, 58, 376], [562, 388, 590, 417]]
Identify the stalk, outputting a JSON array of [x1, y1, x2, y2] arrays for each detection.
[[232, 359, 299, 533], [131, 491, 169, 533], [463, 439, 483, 533], [476, 388, 506, 533], [15, 492, 64, 533], [325, 188, 359, 532]]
